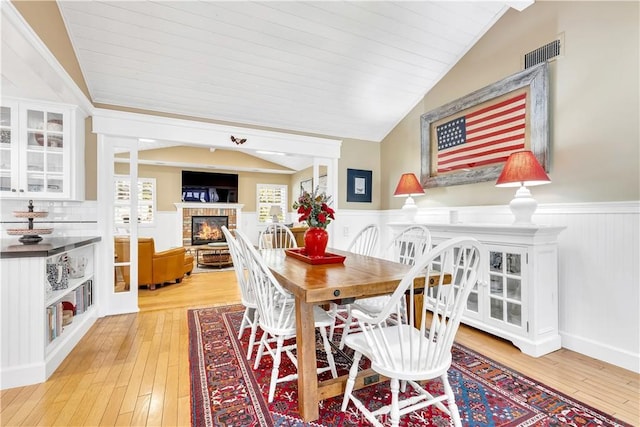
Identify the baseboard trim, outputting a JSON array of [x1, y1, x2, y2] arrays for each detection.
[[560, 331, 639, 373]]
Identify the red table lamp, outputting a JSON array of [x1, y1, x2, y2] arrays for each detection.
[[393, 173, 425, 222], [495, 151, 550, 224]]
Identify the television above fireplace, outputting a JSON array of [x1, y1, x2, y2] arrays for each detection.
[[182, 171, 238, 203], [191, 215, 228, 245]]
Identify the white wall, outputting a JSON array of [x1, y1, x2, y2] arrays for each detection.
[[2, 199, 637, 372]]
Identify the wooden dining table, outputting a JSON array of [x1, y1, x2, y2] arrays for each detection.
[[260, 247, 444, 422]]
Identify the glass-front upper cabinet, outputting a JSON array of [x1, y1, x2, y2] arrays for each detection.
[[0, 99, 77, 199], [0, 102, 18, 193]]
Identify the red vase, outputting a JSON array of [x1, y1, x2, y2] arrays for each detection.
[[304, 227, 328, 258]]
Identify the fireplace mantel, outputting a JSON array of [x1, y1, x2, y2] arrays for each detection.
[[175, 203, 244, 211], [175, 203, 244, 246]]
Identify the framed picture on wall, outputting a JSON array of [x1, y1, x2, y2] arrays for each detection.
[[346, 168, 372, 203], [420, 62, 550, 188]]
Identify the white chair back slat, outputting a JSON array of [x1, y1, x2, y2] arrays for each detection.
[[258, 223, 298, 250], [347, 224, 380, 256], [384, 224, 432, 265], [221, 226, 254, 307]]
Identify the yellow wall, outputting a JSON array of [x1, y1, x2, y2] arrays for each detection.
[[115, 154, 291, 212], [381, 0, 640, 209]]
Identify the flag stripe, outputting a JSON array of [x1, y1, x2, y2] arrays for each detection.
[[437, 154, 515, 173], [436, 92, 527, 174], [467, 113, 526, 135], [466, 92, 527, 120], [437, 141, 525, 171], [439, 135, 526, 163], [438, 142, 525, 168]]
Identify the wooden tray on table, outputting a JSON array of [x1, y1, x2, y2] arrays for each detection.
[[284, 248, 346, 265]]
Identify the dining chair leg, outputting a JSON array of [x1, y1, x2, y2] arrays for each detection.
[[338, 306, 354, 350], [268, 335, 286, 403], [341, 351, 362, 411], [443, 373, 462, 427], [389, 377, 400, 427], [246, 310, 259, 360], [238, 307, 252, 339], [318, 326, 338, 378], [328, 303, 338, 340], [253, 335, 267, 370]]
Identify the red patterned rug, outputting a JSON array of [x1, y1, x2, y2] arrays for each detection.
[[188, 305, 631, 427]]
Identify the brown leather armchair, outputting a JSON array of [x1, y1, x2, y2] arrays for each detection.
[[114, 237, 192, 290]]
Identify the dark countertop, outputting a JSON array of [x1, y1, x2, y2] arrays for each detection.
[[1, 236, 101, 259]]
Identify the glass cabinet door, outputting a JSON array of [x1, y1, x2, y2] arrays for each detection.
[[0, 104, 18, 194], [486, 246, 527, 331], [0, 101, 70, 198], [23, 108, 66, 196]]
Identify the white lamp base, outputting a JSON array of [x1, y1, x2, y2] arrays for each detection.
[[272, 215, 279, 223], [402, 196, 418, 222], [509, 186, 538, 225]]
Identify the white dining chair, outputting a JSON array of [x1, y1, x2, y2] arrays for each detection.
[[341, 237, 484, 427], [234, 229, 338, 403], [329, 224, 380, 343], [336, 225, 431, 349], [221, 226, 259, 360], [258, 223, 298, 250]]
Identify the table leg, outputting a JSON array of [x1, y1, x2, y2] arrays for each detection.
[[295, 297, 319, 421]]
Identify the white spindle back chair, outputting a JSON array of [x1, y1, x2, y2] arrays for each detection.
[[336, 225, 431, 349], [329, 224, 380, 343], [341, 237, 484, 427], [234, 229, 337, 402], [221, 226, 259, 360]]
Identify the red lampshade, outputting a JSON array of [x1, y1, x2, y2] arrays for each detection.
[[495, 151, 551, 188], [393, 173, 425, 196]]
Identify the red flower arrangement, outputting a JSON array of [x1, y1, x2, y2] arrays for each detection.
[[292, 188, 335, 229]]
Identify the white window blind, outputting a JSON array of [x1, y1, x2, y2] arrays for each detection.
[[114, 176, 155, 226], [257, 184, 287, 223]]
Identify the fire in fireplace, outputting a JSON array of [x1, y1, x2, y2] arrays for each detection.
[[191, 215, 228, 245]]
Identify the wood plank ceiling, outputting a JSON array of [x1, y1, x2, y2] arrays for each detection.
[[57, 1, 520, 144]]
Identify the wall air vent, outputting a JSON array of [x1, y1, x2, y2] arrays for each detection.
[[524, 37, 563, 69]]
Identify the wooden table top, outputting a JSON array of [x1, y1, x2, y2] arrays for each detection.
[[260, 247, 424, 304]]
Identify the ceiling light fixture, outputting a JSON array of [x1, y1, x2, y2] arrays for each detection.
[[138, 138, 156, 143]]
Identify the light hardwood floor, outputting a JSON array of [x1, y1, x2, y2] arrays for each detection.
[[1, 271, 638, 426]]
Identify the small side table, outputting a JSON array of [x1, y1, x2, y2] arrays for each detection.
[[196, 242, 233, 268]]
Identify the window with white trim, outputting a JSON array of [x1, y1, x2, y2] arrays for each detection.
[[257, 184, 287, 223], [114, 176, 156, 226]]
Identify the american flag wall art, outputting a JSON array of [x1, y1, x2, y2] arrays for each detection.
[[435, 91, 527, 174]]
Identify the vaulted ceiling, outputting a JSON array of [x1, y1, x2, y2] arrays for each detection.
[[2, 1, 531, 172], [55, 1, 527, 143]]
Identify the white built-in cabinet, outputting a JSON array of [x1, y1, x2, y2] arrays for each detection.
[[0, 97, 84, 200], [388, 223, 565, 357], [0, 238, 99, 389]]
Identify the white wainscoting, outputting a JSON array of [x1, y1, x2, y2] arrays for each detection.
[[379, 201, 639, 373], [86, 201, 639, 373]]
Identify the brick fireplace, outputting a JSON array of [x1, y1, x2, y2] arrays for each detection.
[[175, 203, 243, 246]]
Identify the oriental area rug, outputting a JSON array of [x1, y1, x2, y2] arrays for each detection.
[[188, 305, 631, 427]]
